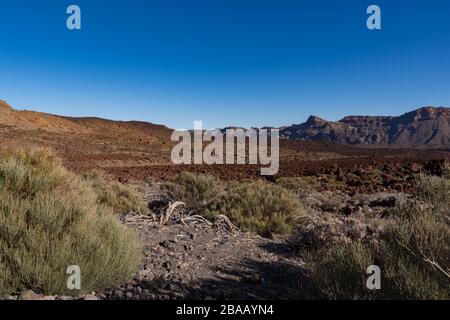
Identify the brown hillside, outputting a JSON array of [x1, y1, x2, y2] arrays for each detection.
[[0, 101, 171, 139], [0, 101, 173, 171]]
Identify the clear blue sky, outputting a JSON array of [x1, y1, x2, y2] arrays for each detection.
[[1, 0, 449, 129]]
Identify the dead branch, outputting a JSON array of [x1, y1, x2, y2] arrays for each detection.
[[160, 201, 185, 225], [213, 214, 239, 233]]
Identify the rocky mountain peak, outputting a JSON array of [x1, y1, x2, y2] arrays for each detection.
[[305, 115, 327, 125]]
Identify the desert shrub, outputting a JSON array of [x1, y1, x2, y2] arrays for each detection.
[[415, 173, 450, 212], [207, 180, 303, 236], [290, 213, 383, 253], [276, 176, 318, 193], [381, 192, 449, 299], [277, 175, 348, 193], [302, 172, 449, 300], [305, 242, 378, 300], [443, 162, 450, 179], [362, 169, 385, 185], [346, 172, 363, 187], [0, 148, 141, 296], [83, 170, 150, 215], [161, 172, 222, 212], [0, 148, 67, 196]]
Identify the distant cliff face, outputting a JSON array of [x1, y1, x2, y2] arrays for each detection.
[[280, 107, 450, 146]]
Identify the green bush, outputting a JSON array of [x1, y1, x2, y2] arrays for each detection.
[[0, 148, 142, 296], [207, 180, 303, 236], [84, 170, 150, 215], [161, 172, 222, 212]]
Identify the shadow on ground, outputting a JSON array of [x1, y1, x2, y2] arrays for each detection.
[[133, 241, 310, 300]]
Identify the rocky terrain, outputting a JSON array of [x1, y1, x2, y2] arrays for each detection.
[[5, 184, 406, 300], [96, 188, 405, 301]]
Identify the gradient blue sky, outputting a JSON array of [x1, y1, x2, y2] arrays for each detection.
[[1, 0, 449, 129]]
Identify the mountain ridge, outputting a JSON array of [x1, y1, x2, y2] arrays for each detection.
[[1, 100, 449, 147], [280, 106, 450, 146]]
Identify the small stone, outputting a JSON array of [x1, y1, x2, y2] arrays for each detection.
[[160, 240, 174, 249], [125, 292, 133, 299], [56, 295, 74, 300], [113, 290, 124, 299], [97, 293, 107, 299], [18, 290, 42, 300], [171, 292, 184, 299], [166, 283, 180, 291], [84, 293, 99, 300]]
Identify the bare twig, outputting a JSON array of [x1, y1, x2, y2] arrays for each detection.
[[213, 214, 239, 233], [181, 214, 212, 226], [121, 211, 153, 226], [160, 201, 185, 225], [395, 237, 450, 280]]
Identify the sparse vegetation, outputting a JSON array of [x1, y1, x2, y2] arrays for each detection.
[[84, 170, 150, 215], [207, 180, 303, 236], [162, 173, 304, 236], [379, 171, 450, 299], [290, 213, 383, 252], [301, 170, 449, 300], [414, 172, 450, 212], [276, 176, 319, 194], [0, 148, 142, 296], [443, 162, 450, 179]]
